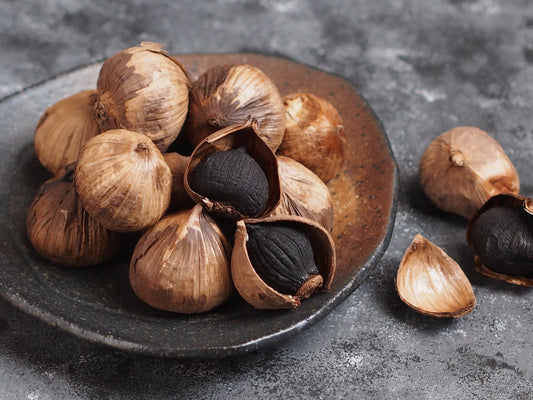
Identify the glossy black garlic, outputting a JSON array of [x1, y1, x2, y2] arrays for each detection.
[[467, 193, 533, 286], [246, 221, 319, 295], [188, 146, 269, 217]]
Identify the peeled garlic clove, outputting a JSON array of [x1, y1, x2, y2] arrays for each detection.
[[34, 89, 100, 175], [184, 122, 281, 221], [277, 93, 346, 183], [467, 194, 533, 286], [271, 155, 334, 232], [232, 215, 336, 309], [419, 126, 519, 219], [185, 64, 286, 152], [75, 129, 172, 232], [26, 164, 122, 267], [129, 204, 233, 314], [94, 41, 190, 152], [395, 234, 476, 318]]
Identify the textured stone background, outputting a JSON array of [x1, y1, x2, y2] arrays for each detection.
[[1, 0, 533, 398]]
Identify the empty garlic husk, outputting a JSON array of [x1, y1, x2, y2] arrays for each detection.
[[34, 89, 100, 175], [75, 129, 172, 232], [163, 152, 195, 212], [467, 193, 533, 286], [277, 92, 346, 183], [271, 155, 334, 232], [26, 164, 122, 267], [94, 41, 190, 152], [395, 234, 476, 318], [232, 215, 336, 309], [185, 63, 286, 152], [129, 204, 233, 313], [184, 122, 281, 221]]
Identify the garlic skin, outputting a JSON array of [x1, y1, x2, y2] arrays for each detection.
[[163, 152, 195, 212], [130, 204, 233, 314], [271, 156, 334, 232], [75, 129, 172, 232], [26, 165, 121, 267], [34, 89, 100, 175], [185, 64, 286, 152], [419, 126, 519, 219], [94, 42, 190, 152], [277, 93, 345, 183], [395, 234, 476, 318]]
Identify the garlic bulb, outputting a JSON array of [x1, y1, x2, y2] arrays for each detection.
[[94, 41, 190, 152], [130, 204, 233, 313], [75, 129, 172, 232], [34, 89, 100, 175], [185, 64, 286, 152]]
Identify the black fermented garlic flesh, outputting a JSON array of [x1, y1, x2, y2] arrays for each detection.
[[188, 147, 269, 217], [245, 222, 319, 294]]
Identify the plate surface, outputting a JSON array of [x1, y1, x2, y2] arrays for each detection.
[[0, 53, 398, 358]]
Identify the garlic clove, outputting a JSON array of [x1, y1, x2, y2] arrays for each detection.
[[419, 126, 519, 219], [26, 164, 122, 267], [185, 63, 286, 152], [232, 215, 336, 309], [271, 155, 334, 232], [277, 92, 346, 183], [75, 129, 172, 232], [395, 234, 476, 318], [467, 193, 533, 286], [94, 41, 190, 152], [34, 89, 100, 175], [184, 122, 281, 221], [130, 204, 233, 314]]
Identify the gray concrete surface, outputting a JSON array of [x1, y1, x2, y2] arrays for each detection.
[[1, 0, 533, 398]]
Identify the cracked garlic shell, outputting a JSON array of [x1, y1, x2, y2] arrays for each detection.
[[129, 204, 233, 313], [94, 41, 190, 152], [271, 155, 334, 232], [419, 126, 519, 219], [231, 215, 336, 309], [26, 164, 121, 267], [185, 63, 286, 152], [34, 89, 100, 175], [75, 129, 172, 232], [277, 92, 346, 183]]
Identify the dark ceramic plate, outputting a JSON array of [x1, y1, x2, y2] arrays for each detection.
[[0, 53, 398, 358]]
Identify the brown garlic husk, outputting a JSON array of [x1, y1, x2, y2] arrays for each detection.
[[26, 164, 122, 267], [184, 122, 281, 221], [184, 63, 286, 152], [271, 155, 334, 232], [163, 152, 195, 212], [94, 41, 190, 152], [277, 92, 346, 183], [395, 234, 476, 318], [34, 89, 100, 175], [466, 194, 533, 286], [129, 203, 233, 314], [419, 126, 519, 219], [231, 215, 336, 309], [75, 129, 172, 232]]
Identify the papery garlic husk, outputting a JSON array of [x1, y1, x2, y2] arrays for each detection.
[[34, 89, 100, 175], [75, 129, 172, 232], [184, 122, 281, 221], [129, 203, 233, 313], [94, 41, 190, 152], [26, 164, 122, 267], [185, 63, 286, 152], [277, 92, 346, 183], [163, 152, 195, 212], [467, 193, 533, 286], [395, 234, 476, 318], [271, 155, 334, 232], [419, 126, 519, 219], [232, 215, 336, 309]]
